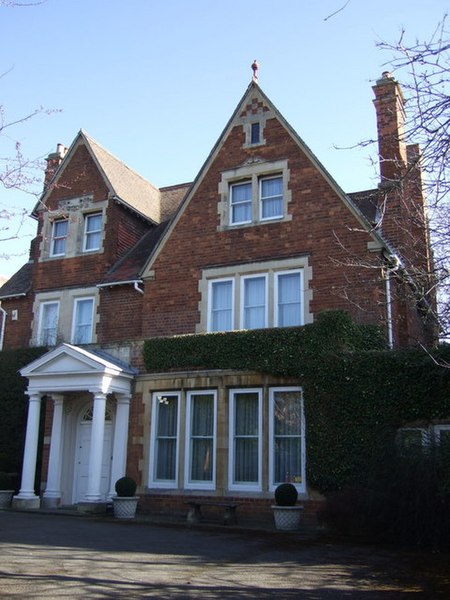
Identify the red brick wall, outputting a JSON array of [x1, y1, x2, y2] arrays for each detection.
[[1, 296, 33, 349], [141, 115, 387, 338], [97, 287, 145, 342]]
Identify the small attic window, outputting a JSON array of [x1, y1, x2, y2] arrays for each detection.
[[251, 122, 260, 145]]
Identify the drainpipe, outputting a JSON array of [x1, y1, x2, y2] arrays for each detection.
[[384, 254, 401, 349], [0, 306, 6, 351], [133, 282, 144, 295]]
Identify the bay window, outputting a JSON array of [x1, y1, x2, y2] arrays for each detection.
[[150, 393, 180, 488], [229, 389, 262, 491], [185, 391, 217, 489], [269, 387, 305, 492]]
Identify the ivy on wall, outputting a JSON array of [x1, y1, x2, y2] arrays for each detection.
[[144, 311, 450, 493]]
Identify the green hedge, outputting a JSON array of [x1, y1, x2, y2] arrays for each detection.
[[144, 311, 450, 494], [0, 347, 48, 474]]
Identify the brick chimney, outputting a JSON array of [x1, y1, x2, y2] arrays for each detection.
[[44, 143, 67, 188], [372, 72, 407, 184]]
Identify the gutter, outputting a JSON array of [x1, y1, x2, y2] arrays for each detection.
[[97, 280, 144, 294]]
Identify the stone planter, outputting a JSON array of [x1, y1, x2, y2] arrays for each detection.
[[112, 496, 139, 519], [0, 490, 14, 509], [272, 505, 303, 531]]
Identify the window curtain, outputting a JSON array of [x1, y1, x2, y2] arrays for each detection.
[[52, 220, 68, 255], [156, 396, 178, 481], [277, 272, 301, 326], [85, 214, 102, 250], [243, 277, 266, 329], [231, 182, 252, 223], [234, 392, 259, 484], [211, 280, 232, 331], [190, 394, 214, 482], [41, 303, 58, 345], [260, 177, 282, 219], [273, 391, 302, 484], [73, 299, 93, 344]]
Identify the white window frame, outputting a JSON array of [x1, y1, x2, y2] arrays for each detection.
[[50, 219, 68, 257], [38, 301, 60, 346], [71, 297, 95, 344], [184, 390, 217, 490], [240, 274, 268, 330], [228, 388, 262, 492], [230, 181, 252, 226], [274, 269, 304, 328], [83, 212, 102, 252], [269, 387, 305, 493], [208, 278, 235, 332], [149, 392, 181, 489], [259, 175, 283, 222], [434, 424, 450, 444]]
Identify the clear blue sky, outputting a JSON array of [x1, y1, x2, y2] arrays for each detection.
[[0, 0, 448, 278]]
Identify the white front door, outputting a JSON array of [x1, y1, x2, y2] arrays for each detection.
[[73, 405, 113, 503]]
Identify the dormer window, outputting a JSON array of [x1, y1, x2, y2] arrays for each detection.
[[83, 213, 102, 252], [50, 219, 68, 257]]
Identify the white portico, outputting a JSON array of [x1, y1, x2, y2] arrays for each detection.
[[14, 344, 136, 510]]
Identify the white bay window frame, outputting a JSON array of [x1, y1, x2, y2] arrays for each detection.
[[275, 269, 303, 328], [269, 387, 305, 493], [184, 390, 217, 490], [149, 392, 181, 489], [208, 278, 234, 332], [228, 388, 262, 492]]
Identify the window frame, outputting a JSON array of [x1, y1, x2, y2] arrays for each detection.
[[38, 300, 60, 346], [71, 297, 95, 345], [208, 277, 235, 332], [149, 392, 181, 489], [228, 388, 263, 492], [50, 219, 68, 257], [274, 269, 304, 328], [184, 390, 217, 491], [259, 175, 283, 222], [240, 273, 268, 330], [83, 212, 103, 253], [268, 387, 305, 493], [230, 181, 252, 226]]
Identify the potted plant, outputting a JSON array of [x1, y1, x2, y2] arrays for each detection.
[[271, 483, 303, 530], [0, 472, 15, 509], [112, 476, 139, 519]]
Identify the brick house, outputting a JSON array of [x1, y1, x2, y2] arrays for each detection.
[[0, 72, 436, 521]]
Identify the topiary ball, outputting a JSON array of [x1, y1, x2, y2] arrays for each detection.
[[115, 476, 137, 497], [274, 482, 298, 506]]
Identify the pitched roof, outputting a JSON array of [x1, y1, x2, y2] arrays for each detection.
[[99, 221, 170, 285], [0, 261, 33, 299], [348, 189, 381, 226], [37, 131, 163, 224]]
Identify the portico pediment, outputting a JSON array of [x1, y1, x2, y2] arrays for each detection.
[[20, 343, 136, 396]]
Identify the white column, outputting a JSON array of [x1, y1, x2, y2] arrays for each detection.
[[84, 391, 106, 502], [42, 395, 64, 507], [14, 393, 42, 503], [109, 394, 131, 498]]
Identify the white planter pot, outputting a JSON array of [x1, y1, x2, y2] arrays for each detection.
[[112, 496, 139, 519], [272, 505, 303, 531], [0, 490, 14, 509]]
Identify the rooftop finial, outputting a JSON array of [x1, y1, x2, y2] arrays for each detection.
[[251, 60, 259, 83]]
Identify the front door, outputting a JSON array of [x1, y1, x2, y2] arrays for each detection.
[[73, 404, 113, 503]]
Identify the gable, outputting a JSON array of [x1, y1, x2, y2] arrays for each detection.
[[20, 343, 135, 396], [140, 82, 388, 278]]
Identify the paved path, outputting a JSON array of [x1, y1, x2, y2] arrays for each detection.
[[0, 510, 448, 598]]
